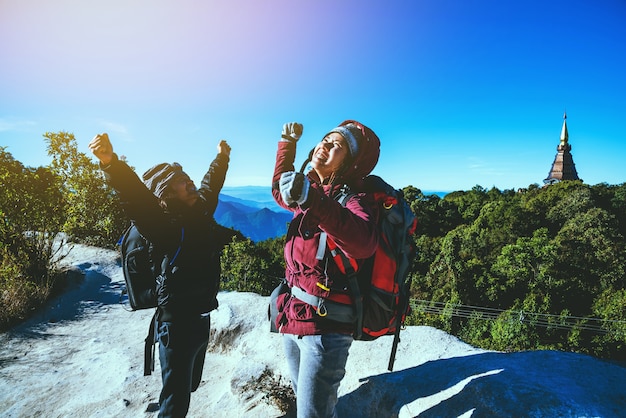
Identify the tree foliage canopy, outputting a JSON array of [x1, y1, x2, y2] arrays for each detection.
[[408, 181, 626, 359]]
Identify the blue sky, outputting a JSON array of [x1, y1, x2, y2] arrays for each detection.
[[1, 0, 625, 192]]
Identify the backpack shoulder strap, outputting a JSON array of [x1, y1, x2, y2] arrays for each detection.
[[327, 183, 369, 339], [144, 310, 157, 376], [335, 183, 355, 206], [155, 226, 185, 275], [145, 227, 185, 375]]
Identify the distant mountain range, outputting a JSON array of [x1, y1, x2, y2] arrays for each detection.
[[216, 186, 291, 242], [216, 185, 448, 242]]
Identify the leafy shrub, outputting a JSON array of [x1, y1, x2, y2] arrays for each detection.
[[0, 146, 70, 328], [0, 247, 50, 330]]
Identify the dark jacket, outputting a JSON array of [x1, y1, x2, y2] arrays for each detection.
[[272, 122, 381, 336], [103, 152, 230, 321]]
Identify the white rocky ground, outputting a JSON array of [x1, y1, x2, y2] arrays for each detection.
[[0, 244, 624, 417]]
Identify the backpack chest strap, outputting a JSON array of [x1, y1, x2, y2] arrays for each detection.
[[317, 232, 359, 275], [316, 232, 328, 261], [291, 286, 356, 323]]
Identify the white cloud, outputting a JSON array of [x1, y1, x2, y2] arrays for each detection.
[[96, 120, 129, 136], [467, 157, 509, 178], [0, 117, 37, 132]]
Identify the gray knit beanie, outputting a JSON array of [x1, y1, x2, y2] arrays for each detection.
[[326, 123, 362, 157], [142, 162, 186, 199]]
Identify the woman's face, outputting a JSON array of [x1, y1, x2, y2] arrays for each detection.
[[310, 132, 350, 180]]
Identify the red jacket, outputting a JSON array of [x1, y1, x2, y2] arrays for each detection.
[[272, 121, 381, 335]]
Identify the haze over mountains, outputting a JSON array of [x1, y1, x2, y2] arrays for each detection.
[[216, 186, 447, 242], [216, 186, 291, 242]]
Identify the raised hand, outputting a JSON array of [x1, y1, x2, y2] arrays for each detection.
[[217, 140, 231, 157], [281, 122, 303, 143], [88, 133, 114, 165]]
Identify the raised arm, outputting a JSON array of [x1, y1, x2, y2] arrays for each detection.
[[198, 140, 231, 215], [272, 123, 303, 210], [88, 133, 177, 248]]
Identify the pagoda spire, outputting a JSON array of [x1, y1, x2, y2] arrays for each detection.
[[544, 112, 581, 185], [559, 111, 568, 146]]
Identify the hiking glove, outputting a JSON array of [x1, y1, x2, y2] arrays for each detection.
[[281, 122, 303, 143], [279, 171, 310, 208]]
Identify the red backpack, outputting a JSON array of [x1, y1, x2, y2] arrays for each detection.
[[269, 174, 418, 370], [332, 175, 417, 370]]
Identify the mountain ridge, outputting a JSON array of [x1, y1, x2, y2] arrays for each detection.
[[216, 194, 290, 242], [216, 186, 448, 241]]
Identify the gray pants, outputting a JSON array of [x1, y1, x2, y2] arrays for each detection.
[[283, 333, 353, 418]]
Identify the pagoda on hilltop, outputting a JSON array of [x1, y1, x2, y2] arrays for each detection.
[[544, 112, 581, 185]]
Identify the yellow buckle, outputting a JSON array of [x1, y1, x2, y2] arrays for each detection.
[[316, 300, 328, 317]]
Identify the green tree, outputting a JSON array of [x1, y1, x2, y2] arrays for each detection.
[[409, 234, 442, 297], [489, 228, 557, 308], [220, 237, 284, 295], [521, 180, 586, 234], [0, 148, 67, 277], [591, 288, 626, 360], [552, 207, 626, 314], [44, 131, 127, 246], [408, 188, 462, 238], [444, 185, 490, 223], [593, 182, 626, 238]]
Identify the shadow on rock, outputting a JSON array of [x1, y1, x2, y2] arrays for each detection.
[[337, 350, 626, 418], [3, 262, 125, 339]]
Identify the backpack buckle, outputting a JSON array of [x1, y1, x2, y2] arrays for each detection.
[[316, 299, 328, 317]]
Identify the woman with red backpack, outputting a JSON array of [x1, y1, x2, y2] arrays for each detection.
[[272, 120, 381, 417]]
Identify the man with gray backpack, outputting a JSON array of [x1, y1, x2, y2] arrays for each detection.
[[89, 133, 231, 418]]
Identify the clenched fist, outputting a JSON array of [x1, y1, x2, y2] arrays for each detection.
[[281, 122, 303, 143], [217, 140, 231, 157], [89, 133, 114, 165]]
